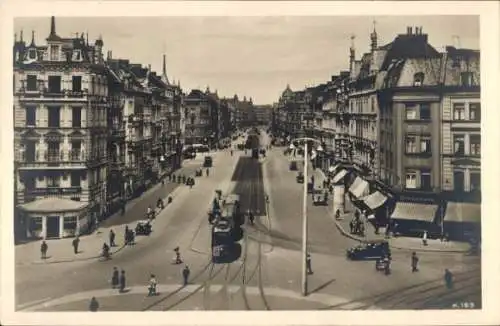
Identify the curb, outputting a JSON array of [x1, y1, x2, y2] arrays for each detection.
[[328, 209, 470, 253]]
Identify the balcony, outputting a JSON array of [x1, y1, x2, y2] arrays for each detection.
[[17, 86, 90, 101], [24, 186, 82, 197]]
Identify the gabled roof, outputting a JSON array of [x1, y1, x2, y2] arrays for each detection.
[[381, 33, 440, 70]]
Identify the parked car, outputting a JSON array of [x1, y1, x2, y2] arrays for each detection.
[[346, 240, 390, 260], [135, 220, 152, 236], [203, 156, 213, 167], [296, 172, 304, 183], [289, 161, 298, 171]]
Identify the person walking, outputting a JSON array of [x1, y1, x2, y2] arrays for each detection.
[[119, 270, 126, 293], [444, 269, 453, 289], [411, 252, 419, 272], [40, 240, 48, 260], [306, 253, 313, 275], [124, 225, 130, 245], [206, 168, 209, 177], [72, 236, 80, 254], [109, 229, 116, 247], [111, 267, 119, 289], [89, 297, 99, 312], [422, 230, 428, 246], [182, 265, 190, 286]]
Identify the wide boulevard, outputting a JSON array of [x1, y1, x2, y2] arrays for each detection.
[[15, 130, 480, 311]]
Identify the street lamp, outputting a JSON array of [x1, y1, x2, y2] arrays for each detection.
[[289, 136, 322, 297]]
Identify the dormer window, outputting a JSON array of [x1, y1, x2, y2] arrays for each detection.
[[50, 45, 59, 61], [413, 72, 424, 86], [461, 72, 473, 87], [72, 49, 82, 62], [28, 49, 37, 60]]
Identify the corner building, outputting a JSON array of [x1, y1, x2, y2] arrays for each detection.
[[13, 17, 108, 239]]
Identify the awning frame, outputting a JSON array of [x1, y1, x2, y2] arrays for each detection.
[[390, 201, 438, 223], [348, 176, 369, 198]]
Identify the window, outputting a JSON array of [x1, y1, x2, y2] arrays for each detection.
[[72, 50, 82, 62], [28, 49, 37, 60], [63, 216, 77, 230], [70, 172, 81, 187], [470, 172, 481, 192], [26, 75, 37, 91], [453, 171, 465, 192], [413, 72, 424, 86], [26, 106, 36, 126], [25, 141, 36, 162], [47, 142, 60, 162], [405, 171, 417, 189], [420, 103, 431, 120], [453, 134, 465, 155], [453, 103, 465, 120], [420, 170, 432, 190], [470, 134, 481, 155], [405, 136, 417, 153], [461, 72, 473, 87], [420, 136, 431, 153], [469, 103, 481, 121], [48, 76, 61, 93], [71, 141, 81, 160], [371, 97, 375, 112], [48, 106, 60, 128], [72, 76, 82, 92], [405, 104, 418, 120], [47, 174, 60, 187], [50, 45, 59, 61], [30, 217, 43, 231], [72, 107, 81, 128]]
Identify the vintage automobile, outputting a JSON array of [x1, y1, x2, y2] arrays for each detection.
[[313, 193, 328, 206], [203, 156, 213, 167], [346, 240, 390, 260], [296, 172, 304, 183], [135, 220, 152, 236], [289, 161, 298, 171]]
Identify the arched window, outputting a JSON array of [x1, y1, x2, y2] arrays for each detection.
[[413, 72, 424, 86]]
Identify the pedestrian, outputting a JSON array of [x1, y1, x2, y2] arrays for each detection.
[[335, 209, 341, 220], [174, 247, 182, 264], [119, 270, 126, 293], [306, 253, 313, 274], [109, 229, 116, 247], [182, 265, 190, 286], [422, 230, 428, 246], [349, 220, 355, 234], [444, 269, 453, 289], [411, 252, 419, 272], [384, 256, 391, 275], [72, 236, 80, 254], [147, 206, 153, 220], [206, 168, 209, 177], [311, 175, 315, 185], [40, 240, 48, 259], [89, 297, 99, 312], [111, 267, 119, 288], [148, 274, 158, 296], [124, 225, 129, 245]]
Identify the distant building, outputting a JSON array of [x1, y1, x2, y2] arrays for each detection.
[[253, 104, 273, 125]]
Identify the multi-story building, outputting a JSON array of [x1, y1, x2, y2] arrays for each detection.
[[184, 88, 216, 146], [253, 104, 273, 125], [13, 17, 109, 239]]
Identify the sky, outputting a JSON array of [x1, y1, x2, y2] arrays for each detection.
[[14, 16, 479, 105]]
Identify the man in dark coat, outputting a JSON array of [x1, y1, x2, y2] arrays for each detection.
[[119, 270, 126, 292], [72, 236, 80, 254], [109, 229, 116, 247], [411, 252, 419, 272], [111, 267, 119, 288], [89, 297, 99, 312], [444, 269, 453, 289], [124, 225, 130, 245], [40, 241, 48, 259], [306, 253, 313, 274], [182, 265, 190, 285]]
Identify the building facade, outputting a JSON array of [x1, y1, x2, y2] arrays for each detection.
[[13, 17, 109, 239]]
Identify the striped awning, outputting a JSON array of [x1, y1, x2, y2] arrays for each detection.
[[391, 202, 438, 222], [444, 202, 481, 224], [332, 169, 348, 183], [348, 176, 369, 199], [360, 191, 388, 210]]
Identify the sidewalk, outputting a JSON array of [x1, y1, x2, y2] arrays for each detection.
[[311, 167, 470, 253], [15, 154, 225, 266]]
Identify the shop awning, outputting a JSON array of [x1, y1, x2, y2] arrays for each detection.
[[332, 169, 348, 183], [348, 176, 369, 198], [444, 202, 481, 223], [391, 202, 438, 222], [360, 191, 388, 210], [19, 197, 87, 213]]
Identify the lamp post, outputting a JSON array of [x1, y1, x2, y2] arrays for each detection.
[[289, 136, 323, 297]]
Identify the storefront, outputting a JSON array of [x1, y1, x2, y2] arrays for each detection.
[[390, 201, 439, 237], [19, 197, 88, 239], [443, 202, 481, 241]]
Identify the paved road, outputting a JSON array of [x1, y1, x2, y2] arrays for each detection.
[[16, 131, 481, 311]]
